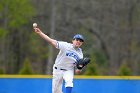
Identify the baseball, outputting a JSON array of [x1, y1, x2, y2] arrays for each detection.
[[33, 23, 37, 28]]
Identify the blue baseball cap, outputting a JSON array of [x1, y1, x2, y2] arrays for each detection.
[[73, 34, 84, 42]]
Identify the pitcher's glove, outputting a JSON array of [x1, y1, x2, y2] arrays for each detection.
[[76, 57, 90, 70]]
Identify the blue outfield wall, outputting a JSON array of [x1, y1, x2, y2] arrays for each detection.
[[0, 75, 140, 93]]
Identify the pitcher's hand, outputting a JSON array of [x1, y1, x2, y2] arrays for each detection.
[[75, 69, 81, 74]]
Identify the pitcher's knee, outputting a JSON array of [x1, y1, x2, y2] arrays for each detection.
[[65, 80, 73, 87]]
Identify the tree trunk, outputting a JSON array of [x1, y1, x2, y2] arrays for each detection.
[[46, 0, 56, 74]]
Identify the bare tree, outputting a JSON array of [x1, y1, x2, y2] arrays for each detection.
[[46, 0, 56, 74]]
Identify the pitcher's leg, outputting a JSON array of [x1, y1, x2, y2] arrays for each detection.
[[63, 70, 74, 93], [52, 70, 63, 93]]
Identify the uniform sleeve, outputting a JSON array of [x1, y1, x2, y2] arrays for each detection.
[[56, 41, 69, 50]]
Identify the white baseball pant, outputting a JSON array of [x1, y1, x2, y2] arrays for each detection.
[[52, 66, 74, 93]]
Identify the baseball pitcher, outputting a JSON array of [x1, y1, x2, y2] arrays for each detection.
[[33, 25, 90, 93]]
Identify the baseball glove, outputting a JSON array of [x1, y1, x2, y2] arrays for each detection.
[[76, 57, 90, 70]]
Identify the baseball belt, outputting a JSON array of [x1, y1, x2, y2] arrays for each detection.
[[55, 67, 67, 71]]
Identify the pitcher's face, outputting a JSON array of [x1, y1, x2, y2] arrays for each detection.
[[72, 39, 84, 48]]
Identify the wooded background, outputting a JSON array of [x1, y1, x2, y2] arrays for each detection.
[[0, 0, 140, 75]]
